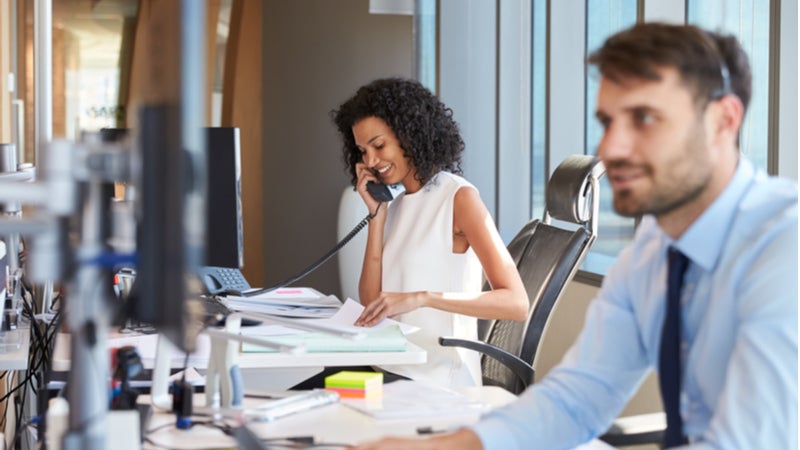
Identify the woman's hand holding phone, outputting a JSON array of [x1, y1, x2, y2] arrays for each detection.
[[355, 162, 389, 217]]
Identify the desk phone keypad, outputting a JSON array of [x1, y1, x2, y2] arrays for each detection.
[[199, 266, 252, 295]]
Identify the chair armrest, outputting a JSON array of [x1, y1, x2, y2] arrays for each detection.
[[438, 336, 535, 389], [599, 412, 666, 446]]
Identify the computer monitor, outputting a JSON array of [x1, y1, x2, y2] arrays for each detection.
[[99, 126, 244, 269], [133, 106, 191, 350], [204, 127, 244, 269]]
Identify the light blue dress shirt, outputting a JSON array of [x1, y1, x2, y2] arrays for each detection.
[[472, 159, 798, 450]]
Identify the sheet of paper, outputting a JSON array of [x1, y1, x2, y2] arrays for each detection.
[[341, 380, 488, 420], [238, 298, 418, 337], [326, 299, 420, 336]]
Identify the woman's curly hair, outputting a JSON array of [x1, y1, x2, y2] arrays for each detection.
[[331, 77, 465, 187]]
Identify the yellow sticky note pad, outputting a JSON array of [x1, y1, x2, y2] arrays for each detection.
[[325, 371, 383, 398]]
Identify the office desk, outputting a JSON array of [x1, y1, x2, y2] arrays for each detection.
[[142, 387, 613, 449], [51, 331, 427, 390], [0, 327, 30, 371], [52, 332, 426, 370]]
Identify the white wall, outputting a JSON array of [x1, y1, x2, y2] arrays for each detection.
[[261, 0, 413, 296]]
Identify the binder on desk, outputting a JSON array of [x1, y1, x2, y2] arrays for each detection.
[[241, 325, 407, 353]]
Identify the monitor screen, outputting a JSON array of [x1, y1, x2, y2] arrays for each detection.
[[205, 127, 244, 269], [100, 126, 244, 269], [131, 106, 190, 349], [103, 123, 243, 348]]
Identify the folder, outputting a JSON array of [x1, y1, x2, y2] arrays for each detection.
[[241, 325, 407, 353]]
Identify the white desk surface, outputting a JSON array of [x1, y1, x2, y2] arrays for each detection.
[[144, 386, 512, 448], [142, 386, 613, 449], [0, 327, 30, 371], [51, 331, 427, 372]]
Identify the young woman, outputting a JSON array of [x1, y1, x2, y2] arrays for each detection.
[[332, 78, 528, 388]]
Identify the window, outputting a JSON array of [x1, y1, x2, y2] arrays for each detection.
[[582, 0, 638, 275], [53, 2, 139, 137], [687, 0, 771, 171], [436, 0, 795, 279], [530, 0, 547, 221]]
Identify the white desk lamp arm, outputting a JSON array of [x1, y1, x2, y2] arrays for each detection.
[[151, 318, 308, 411]]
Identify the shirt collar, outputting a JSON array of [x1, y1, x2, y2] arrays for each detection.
[[671, 158, 755, 271]]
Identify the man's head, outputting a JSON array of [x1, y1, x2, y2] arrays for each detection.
[[588, 23, 751, 236], [589, 23, 751, 114]]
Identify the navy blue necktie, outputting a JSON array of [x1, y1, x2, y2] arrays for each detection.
[[659, 247, 689, 448]]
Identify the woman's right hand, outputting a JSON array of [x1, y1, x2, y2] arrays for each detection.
[[355, 161, 385, 217]]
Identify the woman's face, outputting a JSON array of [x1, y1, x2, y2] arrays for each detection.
[[352, 116, 420, 192]]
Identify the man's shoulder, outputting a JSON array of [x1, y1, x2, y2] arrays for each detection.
[[736, 173, 797, 236]]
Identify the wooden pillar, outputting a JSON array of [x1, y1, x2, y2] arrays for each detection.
[[222, 0, 264, 286], [0, 0, 12, 142], [126, 0, 182, 127], [205, 0, 221, 125], [19, 0, 35, 164]]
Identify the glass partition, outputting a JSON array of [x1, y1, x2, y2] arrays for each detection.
[[581, 0, 638, 274]]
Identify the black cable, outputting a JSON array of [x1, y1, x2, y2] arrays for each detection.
[[10, 296, 63, 448], [245, 203, 383, 297], [1, 237, 62, 447]]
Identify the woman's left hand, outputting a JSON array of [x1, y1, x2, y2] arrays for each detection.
[[354, 292, 426, 327]]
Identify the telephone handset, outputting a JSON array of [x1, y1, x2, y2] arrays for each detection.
[[366, 181, 393, 202]]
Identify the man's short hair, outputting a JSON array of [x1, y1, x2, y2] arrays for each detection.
[[588, 23, 752, 113]]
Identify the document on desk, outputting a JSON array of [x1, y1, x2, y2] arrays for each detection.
[[240, 299, 419, 353], [223, 287, 341, 318], [342, 380, 489, 420]]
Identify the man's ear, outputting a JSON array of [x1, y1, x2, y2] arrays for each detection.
[[710, 94, 745, 145]]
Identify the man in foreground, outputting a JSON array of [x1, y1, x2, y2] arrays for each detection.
[[351, 22, 798, 450]]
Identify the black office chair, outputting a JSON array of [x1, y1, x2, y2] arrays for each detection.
[[439, 154, 605, 395]]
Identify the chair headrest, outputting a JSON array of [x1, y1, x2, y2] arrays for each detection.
[[546, 155, 604, 224]]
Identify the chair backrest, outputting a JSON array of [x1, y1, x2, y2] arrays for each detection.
[[480, 155, 604, 393]]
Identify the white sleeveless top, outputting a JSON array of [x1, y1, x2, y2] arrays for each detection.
[[379, 172, 483, 388]]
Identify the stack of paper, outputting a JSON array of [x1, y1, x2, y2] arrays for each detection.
[[222, 287, 341, 318], [239, 298, 420, 353]]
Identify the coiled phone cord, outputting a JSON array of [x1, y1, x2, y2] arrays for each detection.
[[243, 202, 384, 297]]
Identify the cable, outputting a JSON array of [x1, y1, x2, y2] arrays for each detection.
[[244, 202, 384, 297]]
